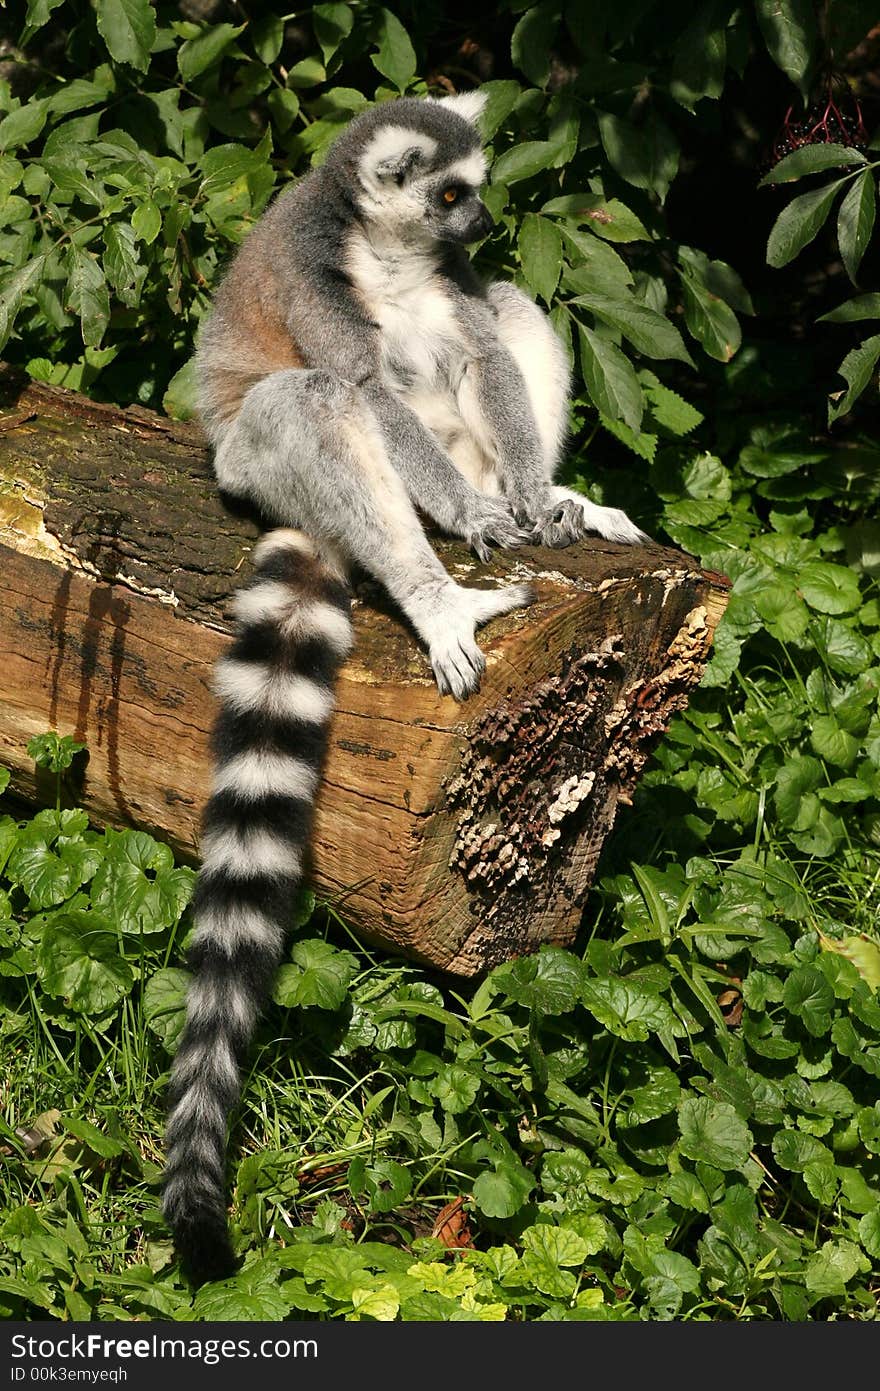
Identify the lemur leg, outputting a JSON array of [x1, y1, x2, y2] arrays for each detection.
[[479, 283, 649, 545], [214, 369, 532, 699]]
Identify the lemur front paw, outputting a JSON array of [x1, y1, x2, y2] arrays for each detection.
[[427, 583, 534, 700], [529, 498, 584, 549], [463, 497, 531, 563]]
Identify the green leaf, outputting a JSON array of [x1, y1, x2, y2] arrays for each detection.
[[755, 0, 818, 99], [798, 561, 862, 615], [492, 140, 559, 186], [641, 374, 703, 435], [761, 143, 867, 185], [66, 248, 110, 348], [478, 80, 522, 140], [767, 179, 847, 268], [677, 1096, 753, 1169], [26, 732, 86, 773], [472, 1158, 535, 1219], [572, 292, 692, 364], [372, 9, 417, 92], [828, 334, 880, 424], [544, 193, 649, 242], [669, 5, 727, 110], [819, 292, 880, 322], [272, 939, 357, 1010], [578, 323, 643, 430], [61, 1115, 125, 1159], [313, 5, 354, 65], [598, 110, 680, 203], [837, 170, 876, 284], [143, 967, 189, 1050], [177, 23, 245, 82], [23, 0, 67, 39], [0, 255, 46, 352], [0, 99, 50, 152], [511, 2, 559, 88], [518, 214, 563, 304], [680, 270, 741, 362], [625, 1068, 681, 1125], [36, 911, 134, 1015], [103, 224, 140, 301], [250, 14, 284, 65], [163, 357, 198, 420], [95, 0, 157, 74]]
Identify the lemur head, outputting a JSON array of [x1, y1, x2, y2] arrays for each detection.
[[327, 92, 493, 245]]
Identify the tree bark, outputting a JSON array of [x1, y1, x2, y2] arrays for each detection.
[[0, 366, 729, 976]]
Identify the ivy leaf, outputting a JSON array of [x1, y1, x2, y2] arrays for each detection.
[[273, 939, 357, 1010], [767, 179, 847, 269], [782, 965, 834, 1036], [36, 911, 134, 1015], [518, 213, 563, 304], [804, 1239, 869, 1296], [819, 933, 880, 992], [193, 1258, 290, 1320], [493, 945, 584, 1014], [677, 1096, 753, 1169], [581, 976, 678, 1042], [772, 1128, 831, 1172], [755, 0, 818, 100], [578, 323, 643, 431], [90, 830, 194, 934], [372, 9, 416, 92], [760, 143, 867, 185], [827, 334, 880, 424], [95, 0, 157, 74], [429, 1064, 481, 1114], [836, 169, 876, 284], [142, 967, 189, 1050], [798, 561, 862, 615], [472, 1157, 535, 1218], [519, 1226, 591, 1297]]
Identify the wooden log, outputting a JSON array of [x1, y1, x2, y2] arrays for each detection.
[[0, 366, 729, 976]]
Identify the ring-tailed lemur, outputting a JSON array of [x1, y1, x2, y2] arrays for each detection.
[[163, 90, 646, 1280]]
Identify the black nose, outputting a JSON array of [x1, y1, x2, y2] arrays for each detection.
[[473, 201, 494, 238]]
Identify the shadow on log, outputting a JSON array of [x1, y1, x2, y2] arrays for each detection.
[[0, 366, 729, 976]]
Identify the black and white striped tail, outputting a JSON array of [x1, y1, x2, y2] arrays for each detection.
[[163, 529, 352, 1282]]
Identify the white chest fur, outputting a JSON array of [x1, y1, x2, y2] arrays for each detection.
[[345, 229, 499, 491]]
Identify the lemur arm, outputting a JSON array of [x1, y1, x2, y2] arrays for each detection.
[[359, 380, 526, 559], [284, 281, 525, 559]]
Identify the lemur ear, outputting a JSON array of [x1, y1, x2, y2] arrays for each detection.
[[439, 90, 488, 127], [374, 144, 426, 183]]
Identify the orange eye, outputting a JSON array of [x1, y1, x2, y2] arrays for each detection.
[[442, 187, 459, 205]]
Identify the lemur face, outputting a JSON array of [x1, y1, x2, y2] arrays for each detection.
[[340, 94, 493, 245]]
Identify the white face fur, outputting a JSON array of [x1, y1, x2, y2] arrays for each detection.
[[354, 94, 491, 245]]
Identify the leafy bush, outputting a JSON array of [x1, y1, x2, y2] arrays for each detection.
[[1, 0, 880, 1322]]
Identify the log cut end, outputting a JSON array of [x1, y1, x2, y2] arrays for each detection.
[[0, 368, 729, 976]]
